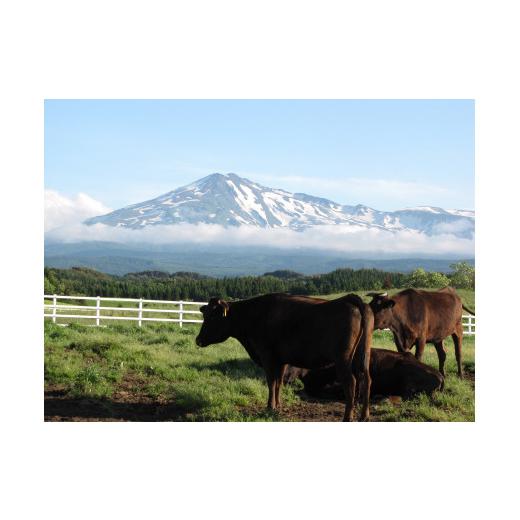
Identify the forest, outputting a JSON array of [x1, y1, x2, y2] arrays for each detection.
[[44, 262, 475, 301]]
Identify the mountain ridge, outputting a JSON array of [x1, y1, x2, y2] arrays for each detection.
[[85, 173, 474, 239]]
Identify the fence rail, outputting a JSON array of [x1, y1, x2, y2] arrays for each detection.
[[44, 294, 205, 327], [462, 314, 475, 335], [44, 294, 476, 334]]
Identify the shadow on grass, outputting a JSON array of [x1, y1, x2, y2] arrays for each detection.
[[187, 358, 265, 380], [463, 360, 475, 376], [44, 389, 187, 422], [45, 388, 276, 422]]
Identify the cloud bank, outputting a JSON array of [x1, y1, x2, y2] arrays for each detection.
[[45, 191, 474, 257], [45, 190, 112, 232]]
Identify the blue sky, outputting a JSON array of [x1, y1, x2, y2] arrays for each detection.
[[45, 100, 474, 211]]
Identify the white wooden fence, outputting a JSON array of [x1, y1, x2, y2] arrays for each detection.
[[44, 294, 476, 334], [43, 295, 205, 327], [462, 314, 475, 335]]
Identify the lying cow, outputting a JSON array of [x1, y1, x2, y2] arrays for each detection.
[[368, 288, 473, 377], [196, 293, 374, 421], [284, 348, 444, 400]]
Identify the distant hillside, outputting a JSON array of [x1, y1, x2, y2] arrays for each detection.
[[44, 241, 474, 277]]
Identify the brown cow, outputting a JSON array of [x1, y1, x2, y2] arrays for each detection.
[[368, 287, 472, 377], [195, 293, 374, 421], [284, 348, 444, 400]]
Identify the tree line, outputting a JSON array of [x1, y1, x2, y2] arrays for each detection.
[[44, 262, 474, 302]]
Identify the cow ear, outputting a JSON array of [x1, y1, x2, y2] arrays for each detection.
[[217, 299, 229, 317], [381, 299, 396, 309]]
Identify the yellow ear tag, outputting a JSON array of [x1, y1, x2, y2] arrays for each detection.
[[223, 308, 227, 317]]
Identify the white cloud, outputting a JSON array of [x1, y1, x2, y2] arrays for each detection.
[[45, 190, 112, 232], [46, 220, 474, 257], [431, 219, 474, 235], [44, 190, 474, 257]]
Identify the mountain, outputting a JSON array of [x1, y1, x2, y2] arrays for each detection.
[[85, 173, 474, 239]]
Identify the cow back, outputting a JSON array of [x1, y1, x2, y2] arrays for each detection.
[[391, 288, 463, 342], [228, 293, 364, 369]]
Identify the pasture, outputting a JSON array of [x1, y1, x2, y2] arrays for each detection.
[[44, 291, 475, 421]]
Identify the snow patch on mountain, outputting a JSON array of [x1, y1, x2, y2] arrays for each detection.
[[84, 173, 474, 239]]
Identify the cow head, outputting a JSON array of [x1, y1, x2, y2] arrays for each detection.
[[195, 297, 231, 347], [368, 292, 396, 329]]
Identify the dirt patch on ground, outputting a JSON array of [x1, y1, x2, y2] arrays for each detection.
[[45, 374, 187, 422], [44, 390, 351, 422], [244, 394, 403, 422], [281, 399, 346, 421], [45, 388, 186, 421], [45, 371, 469, 422], [463, 368, 475, 387], [45, 385, 402, 422]]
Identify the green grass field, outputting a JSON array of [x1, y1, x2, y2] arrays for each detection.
[[44, 291, 475, 421]]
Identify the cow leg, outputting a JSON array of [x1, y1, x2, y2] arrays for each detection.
[[343, 371, 357, 422], [265, 372, 277, 409], [355, 332, 372, 422], [274, 364, 287, 409], [452, 322, 464, 378], [433, 341, 447, 377], [415, 338, 426, 361], [392, 331, 405, 352], [261, 360, 277, 409], [262, 357, 283, 410], [335, 358, 356, 421], [358, 365, 372, 422], [337, 324, 364, 422]]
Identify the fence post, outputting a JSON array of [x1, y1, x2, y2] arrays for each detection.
[[179, 301, 183, 328], [96, 296, 100, 326], [52, 294, 57, 323], [138, 298, 143, 327]]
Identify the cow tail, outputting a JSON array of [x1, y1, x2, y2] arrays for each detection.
[[462, 304, 475, 315], [358, 302, 374, 378], [344, 295, 372, 370]]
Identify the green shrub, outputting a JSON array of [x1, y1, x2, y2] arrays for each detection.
[[449, 262, 475, 289]]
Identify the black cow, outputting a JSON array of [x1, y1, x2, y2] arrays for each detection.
[[196, 293, 374, 421], [284, 348, 444, 400]]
